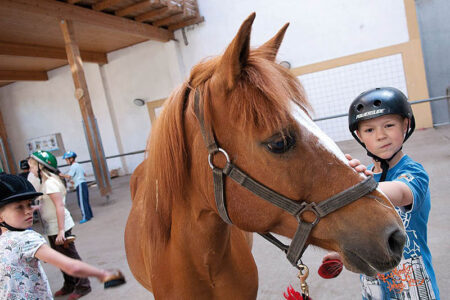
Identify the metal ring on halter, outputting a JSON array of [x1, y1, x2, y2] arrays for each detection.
[[208, 148, 230, 170], [296, 202, 321, 226]]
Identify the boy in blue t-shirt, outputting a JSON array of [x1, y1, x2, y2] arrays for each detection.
[[60, 151, 93, 224], [324, 87, 440, 299]]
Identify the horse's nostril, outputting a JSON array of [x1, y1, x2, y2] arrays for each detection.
[[388, 229, 406, 256]]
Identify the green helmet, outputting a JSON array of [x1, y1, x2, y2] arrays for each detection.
[[31, 150, 58, 172]]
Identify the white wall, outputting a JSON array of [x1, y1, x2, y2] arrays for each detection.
[[177, 0, 409, 74], [0, 0, 410, 176]]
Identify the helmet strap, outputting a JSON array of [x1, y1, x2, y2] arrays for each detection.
[[366, 146, 402, 182], [37, 167, 42, 184], [0, 221, 25, 232]]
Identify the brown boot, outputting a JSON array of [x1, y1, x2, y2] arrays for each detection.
[[53, 287, 73, 297], [67, 288, 91, 300]]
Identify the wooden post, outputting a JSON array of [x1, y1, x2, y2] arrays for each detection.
[[0, 108, 17, 174], [60, 19, 111, 196]]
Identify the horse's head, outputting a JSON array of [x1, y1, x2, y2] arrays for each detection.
[[177, 13, 405, 276]]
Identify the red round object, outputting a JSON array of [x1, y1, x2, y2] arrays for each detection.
[[318, 259, 343, 279]]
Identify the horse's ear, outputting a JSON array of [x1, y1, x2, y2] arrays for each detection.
[[255, 23, 289, 61], [216, 12, 256, 90]]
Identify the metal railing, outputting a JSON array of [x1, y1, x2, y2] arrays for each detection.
[[312, 95, 450, 122], [58, 149, 146, 168]]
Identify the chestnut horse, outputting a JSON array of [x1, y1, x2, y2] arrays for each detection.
[[125, 14, 405, 299]]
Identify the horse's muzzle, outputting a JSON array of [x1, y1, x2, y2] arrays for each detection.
[[342, 225, 406, 276]]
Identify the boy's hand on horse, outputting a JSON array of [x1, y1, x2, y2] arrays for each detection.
[[345, 154, 373, 176]]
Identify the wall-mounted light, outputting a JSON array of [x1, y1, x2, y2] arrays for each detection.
[[133, 98, 145, 106], [279, 61, 291, 69]]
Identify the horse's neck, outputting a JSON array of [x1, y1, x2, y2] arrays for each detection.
[[153, 193, 258, 299], [171, 197, 236, 266]]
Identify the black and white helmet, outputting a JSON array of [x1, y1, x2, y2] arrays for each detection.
[[348, 87, 415, 147]]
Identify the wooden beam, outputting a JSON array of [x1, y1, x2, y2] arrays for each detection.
[[115, 1, 154, 17], [135, 7, 169, 22], [168, 16, 204, 31], [152, 12, 184, 27], [0, 109, 17, 174], [0, 70, 48, 81], [92, 0, 122, 11], [60, 19, 111, 196], [0, 42, 108, 64], [2, 0, 173, 42]]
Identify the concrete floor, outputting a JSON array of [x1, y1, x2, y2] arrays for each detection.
[[39, 125, 450, 300]]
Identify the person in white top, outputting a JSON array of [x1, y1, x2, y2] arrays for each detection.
[[29, 151, 92, 299]]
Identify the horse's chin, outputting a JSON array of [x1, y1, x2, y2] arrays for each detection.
[[341, 249, 401, 277]]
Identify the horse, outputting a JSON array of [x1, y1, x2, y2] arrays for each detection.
[[125, 13, 406, 299]]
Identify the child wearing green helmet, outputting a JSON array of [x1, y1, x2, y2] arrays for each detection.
[[0, 174, 125, 299], [323, 87, 440, 299], [28, 150, 92, 299]]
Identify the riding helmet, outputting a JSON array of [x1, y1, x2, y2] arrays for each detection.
[[19, 159, 30, 170], [30, 150, 58, 172], [0, 173, 42, 208], [62, 151, 77, 160], [348, 87, 415, 146]]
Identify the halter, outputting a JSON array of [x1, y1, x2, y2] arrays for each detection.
[[193, 89, 378, 268]]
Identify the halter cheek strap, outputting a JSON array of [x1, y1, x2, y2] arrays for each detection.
[[193, 89, 378, 267]]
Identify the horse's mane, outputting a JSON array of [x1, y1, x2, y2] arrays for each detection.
[[143, 49, 310, 246]]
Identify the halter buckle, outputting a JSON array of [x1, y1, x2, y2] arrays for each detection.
[[296, 202, 320, 226], [208, 148, 230, 170]]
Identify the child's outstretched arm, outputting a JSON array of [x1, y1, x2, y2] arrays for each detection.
[[35, 244, 112, 282], [345, 154, 413, 207], [376, 181, 413, 207], [59, 173, 72, 180]]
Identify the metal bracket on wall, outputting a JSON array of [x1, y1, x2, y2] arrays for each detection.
[[182, 27, 189, 46]]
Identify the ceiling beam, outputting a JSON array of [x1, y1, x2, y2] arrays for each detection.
[[92, 0, 122, 11], [0, 42, 108, 64], [169, 16, 204, 31], [1, 0, 174, 42], [0, 70, 48, 81], [135, 7, 169, 22], [152, 12, 183, 27], [115, 1, 154, 17]]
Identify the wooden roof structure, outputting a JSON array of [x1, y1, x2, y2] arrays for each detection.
[[0, 0, 203, 196], [0, 0, 204, 87]]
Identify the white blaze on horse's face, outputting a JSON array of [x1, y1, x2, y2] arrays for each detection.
[[290, 102, 353, 167]]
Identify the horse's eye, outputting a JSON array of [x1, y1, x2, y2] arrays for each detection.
[[265, 135, 295, 154]]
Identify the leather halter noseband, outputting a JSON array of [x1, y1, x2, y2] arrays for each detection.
[[193, 89, 378, 268]]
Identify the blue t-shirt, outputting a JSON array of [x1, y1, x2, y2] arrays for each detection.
[[68, 162, 86, 188], [360, 155, 440, 300]]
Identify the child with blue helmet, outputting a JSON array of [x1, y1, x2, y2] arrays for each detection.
[[60, 151, 93, 224]]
